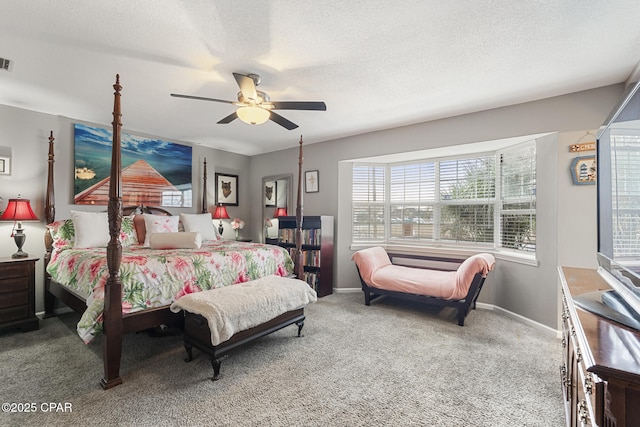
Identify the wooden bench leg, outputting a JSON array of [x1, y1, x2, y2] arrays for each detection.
[[210, 358, 221, 381], [296, 319, 304, 337], [184, 343, 194, 362]]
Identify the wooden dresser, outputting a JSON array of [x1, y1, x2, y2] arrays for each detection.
[[0, 257, 39, 332], [559, 266, 640, 427]]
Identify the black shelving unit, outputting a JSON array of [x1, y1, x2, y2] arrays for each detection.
[[276, 215, 334, 297]]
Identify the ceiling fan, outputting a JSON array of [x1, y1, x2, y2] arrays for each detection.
[[170, 73, 327, 130]]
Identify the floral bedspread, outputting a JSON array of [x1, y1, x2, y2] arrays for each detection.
[[46, 240, 294, 343]]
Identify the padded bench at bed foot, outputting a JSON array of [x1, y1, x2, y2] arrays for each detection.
[[183, 309, 305, 380], [170, 275, 317, 380]]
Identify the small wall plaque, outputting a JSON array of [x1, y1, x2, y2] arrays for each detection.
[[569, 142, 596, 152]]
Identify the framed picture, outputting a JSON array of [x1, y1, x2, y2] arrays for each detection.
[[215, 172, 239, 206], [0, 156, 9, 175], [305, 170, 319, 193], [73, 123, 192, 206], [264, 180, 277, 207], [570, 156, 596, 185]]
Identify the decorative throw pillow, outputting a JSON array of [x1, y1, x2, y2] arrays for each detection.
[[133, 214, 146, 244], [180, 213, 218, 241], [70, 210, 110, 248], [149, 232, 202, 249], [142, 214, 179, 247], [120, 216, 139, 247], [46, 219, 75, 250]]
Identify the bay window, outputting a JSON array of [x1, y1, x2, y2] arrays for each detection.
[[352, 141, 536, 256]]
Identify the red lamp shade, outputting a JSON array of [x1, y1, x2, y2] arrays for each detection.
[[212, 205, 230, 220], [0, 198, 39, 222], [274, 207, 288, 218], [212, 204, 229, 236], [1, 198, 39, 259]]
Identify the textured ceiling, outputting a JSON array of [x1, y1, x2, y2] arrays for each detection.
[[1, 1, 640, 155]]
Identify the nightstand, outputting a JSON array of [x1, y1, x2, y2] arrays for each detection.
[[0, 257, 39, 332]]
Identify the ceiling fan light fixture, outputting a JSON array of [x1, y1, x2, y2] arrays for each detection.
[[236, 106, 270, 125]]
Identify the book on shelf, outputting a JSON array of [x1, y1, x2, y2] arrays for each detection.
[[303, 271, 319, 291], [278, 228, 321, 245]]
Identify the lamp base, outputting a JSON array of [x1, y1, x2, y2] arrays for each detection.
[[12, 228, 28, 258], [12, 250, 29, 259]]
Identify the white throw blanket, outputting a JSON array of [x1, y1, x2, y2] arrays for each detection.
[[170, 275, 318, 346]]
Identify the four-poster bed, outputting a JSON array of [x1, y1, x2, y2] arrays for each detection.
[[43, 75, 308, 389]]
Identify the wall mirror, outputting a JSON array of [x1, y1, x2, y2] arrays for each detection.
[[262, 173, 292, 240], [0, 146, 11, 175]]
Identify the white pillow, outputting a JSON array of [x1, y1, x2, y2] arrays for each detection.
[[149, 232, 202, 249], [180, 213, 218, 241], [142, 214, 179, 247], [70, 210, 110, 248]]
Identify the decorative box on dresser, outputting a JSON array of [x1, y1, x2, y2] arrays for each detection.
[[0, 257, 39, 332], [559, 266, 640, 427], [275, 215, 334, 297]]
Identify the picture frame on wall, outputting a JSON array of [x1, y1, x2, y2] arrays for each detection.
[[264, 180, 277, 207], [570, 156, 596, 185], [305, 170, 319, 193], [215, 172, 239, 206], [73, 123, 192, 206], [0, 156, 9, 175]]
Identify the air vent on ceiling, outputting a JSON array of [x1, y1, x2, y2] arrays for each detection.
[[0, 58, 12, 71]]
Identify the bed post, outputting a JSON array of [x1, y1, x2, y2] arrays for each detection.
[[294, 136, 304, 280], [101, 74, 124, 390], [202, 158, 207, 214], [43, 131, 56, 318]]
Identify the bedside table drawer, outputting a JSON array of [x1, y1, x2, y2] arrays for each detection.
[[0, 263, 29, 279], [0, 276, 30, 293], [0, 290, 29, 309], [0, 305, 29, 324], [0, 257, 39, 332]]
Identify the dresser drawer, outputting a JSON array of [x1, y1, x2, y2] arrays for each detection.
[[0, 263, 30, 279], [0, 290, 29, 309], [0, 305, 29, 323], [0, 276, 30, 293]]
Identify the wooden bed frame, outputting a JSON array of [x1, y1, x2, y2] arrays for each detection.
[[43, 75, 307, 389], [355, 253, 488, 326]]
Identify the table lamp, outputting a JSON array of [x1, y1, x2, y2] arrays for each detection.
[[274, 207, 288, 218], [0, 197, 39, 258], [212, 204, 230, 236]]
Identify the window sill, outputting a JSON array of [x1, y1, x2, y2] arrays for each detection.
[[350, 243, 538, 267]]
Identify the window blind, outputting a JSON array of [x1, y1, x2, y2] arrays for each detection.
[[499, 144, 536, 252], [611, 134, 640, 258], [352, 165, 386, 241]]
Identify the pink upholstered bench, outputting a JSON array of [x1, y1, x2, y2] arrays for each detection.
[[352, 247, 495, 326]]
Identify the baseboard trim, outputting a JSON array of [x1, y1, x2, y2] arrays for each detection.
[[36, 306, 73, 318], [333, 288, 560, 337], [333, 287, 361, 294]]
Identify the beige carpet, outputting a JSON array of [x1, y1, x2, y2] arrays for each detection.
[[0, 292, 564, 426]]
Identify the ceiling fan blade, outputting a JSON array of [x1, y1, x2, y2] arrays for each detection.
[[269, 111, 299, 130], [270, 101, 327, 111], [171, 93, 235, 104], [233, 73, 258, 103], [217, 112, 238, 124]]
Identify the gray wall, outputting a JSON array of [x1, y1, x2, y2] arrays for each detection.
[[0, 105, 252, 313], [250, 84, 621, 330]]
